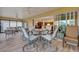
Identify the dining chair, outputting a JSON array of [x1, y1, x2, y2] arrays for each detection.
[[20, 27, 39, 52], [41, 26, 59, 50], [42, 26, 59, 41], [5, 29, 15, 40], [63, 26, 79, 51]]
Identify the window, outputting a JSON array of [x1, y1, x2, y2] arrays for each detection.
[[59, 20, 67, 26], [61, 14, 66, 20], [54, 21, 58, 26], [58, 15, 61, 20], [67, 13, 70, 20], [71, 12, 74, 19], [10, 21, 16, 27], [1, 20, 9, 32], [24, 23, 28, 28], [17, 22, 22, 27], [58, 14, 67, 26], [75, 11, 77, 20], [67, 12, 75, 26], [0, 20, 24, 32]]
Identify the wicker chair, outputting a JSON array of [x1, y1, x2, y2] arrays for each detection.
[[63, 26, 79, 50]]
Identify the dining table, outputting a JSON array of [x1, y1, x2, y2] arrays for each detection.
[[23, 26, 59, 52], [29, 28, 52, 46], [23, 27, 58, 52], [30, 28, 56, 51]]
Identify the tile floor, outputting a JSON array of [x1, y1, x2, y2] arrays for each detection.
[[0, 32, 78, 52]]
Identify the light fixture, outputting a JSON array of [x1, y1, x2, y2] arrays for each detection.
[[47, 23, 50, 26]]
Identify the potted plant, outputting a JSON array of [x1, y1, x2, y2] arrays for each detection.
[[58, 25, 66, 39]]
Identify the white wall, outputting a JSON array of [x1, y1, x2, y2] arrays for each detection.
[[0, 7, 2, 16]]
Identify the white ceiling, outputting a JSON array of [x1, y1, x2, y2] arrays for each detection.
[[23, 7, 59, 18], [0, 7, 59, 19]]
